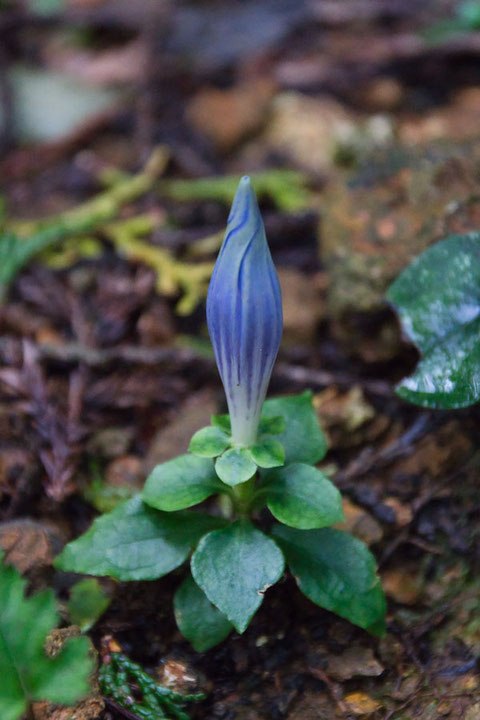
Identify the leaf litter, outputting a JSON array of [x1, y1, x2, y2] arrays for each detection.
[[2, 1, 480, 718]]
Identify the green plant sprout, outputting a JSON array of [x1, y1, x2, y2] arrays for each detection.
[[99, 642, 204, 720], [56, 177, 385, 651], [387, 232, 480, 409]]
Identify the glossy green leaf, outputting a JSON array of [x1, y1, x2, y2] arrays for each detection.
[[0, 556, 93, 720], [174, 576, 232, 652], [68, 578, 111, 632], [250, 438, 285, 469], [191, 521, 284, 633], [271, 525, 386, 636], [264, 463, 344, 529], [142, 454, 222, 511], [261, 391, 327, 465], [55, 496, 226, 581], [215, 448, 257, 487], [386, 233, 480, 408], [394, 320, 480, 408], [188, 427, 231, 458]]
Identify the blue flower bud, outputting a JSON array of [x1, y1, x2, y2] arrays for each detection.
[[207, 176, 283, 446]]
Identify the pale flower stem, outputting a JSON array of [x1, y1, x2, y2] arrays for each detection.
[[218, 493, 234, 519], [232, 476, 256, 517]]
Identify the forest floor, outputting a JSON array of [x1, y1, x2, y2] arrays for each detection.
[[2, 1, 480, 719]]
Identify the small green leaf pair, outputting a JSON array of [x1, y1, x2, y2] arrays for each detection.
[[55, 391, 386, 651], [188, 413, 286, 486]]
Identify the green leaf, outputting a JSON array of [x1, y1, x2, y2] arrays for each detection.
[[68, 578, 111, 632], [211, 413, 232, 433], [271, 525, 386, 636], [191, 521, 284, 633], [386, 233, 480, 408], [258, 415, 286, 435], [262, 391, 327, 465], [0, 230, 69, 301], [264, 463, 344, 529], [174, 576, 233, 652], [0, 556, 93, 720], [142, 454, 222, 511], [83, 478, 136, 514], [83, 458, 136, 513], [189, 426, 231, 457], [215, 448, 257, 487], [55, 496, 226, 581], [395, 320, 480, 409], [249, 438, 285, 468]]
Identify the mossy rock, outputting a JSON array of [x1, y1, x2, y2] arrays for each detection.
[[320, 139, 480, 357]]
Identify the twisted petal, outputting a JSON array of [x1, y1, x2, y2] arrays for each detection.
[[207, 176, 283, 446]]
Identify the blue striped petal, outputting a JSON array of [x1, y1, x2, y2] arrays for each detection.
[[207, 176, 283, 446]]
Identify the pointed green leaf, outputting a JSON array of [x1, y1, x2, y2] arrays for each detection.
[[261, 391, 326, 465], [142, 454, 222, 511], [250, 437, 285, 468], [189, 427, 231, 458], [211, 413, 232, 433], [386, 233, 480, 408], [272, 525, 386, 636], [68, 578, 111, 632], [191, 521, 284, 633], [55, 496, 226, 581], [215, 448, 257, 487], [0, 557, 93, 720], [174, 576, 232, 652], [264, 463, 344, 529]]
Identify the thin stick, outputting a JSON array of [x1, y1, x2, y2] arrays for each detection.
[[104, 697, 144, 720]]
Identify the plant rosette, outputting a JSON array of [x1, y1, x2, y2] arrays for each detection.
[[56, 177, 386, 651]]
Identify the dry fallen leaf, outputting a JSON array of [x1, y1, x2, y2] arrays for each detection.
[[382, 567, 421, 605], [144, 389, 218, 472], [278, 268, 324, 343], [344, 692, 382, 716], [0, 520, 58, 574], [465, 701, 480, 720], [336, 498, 383, 546], [327, 646, 384, 681], [186, 78, 275, 152]]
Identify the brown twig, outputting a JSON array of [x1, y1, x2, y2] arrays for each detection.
[[308, 666, 350, 716], [275, 362, 392, 397], [335, 413, 445, 488], [36, 341, 199, 368]]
